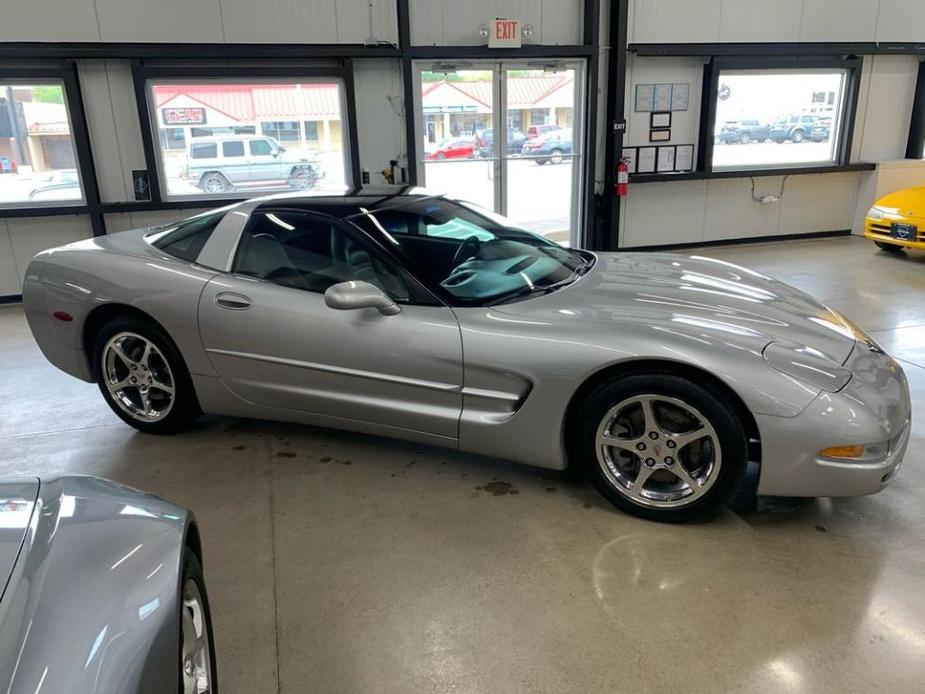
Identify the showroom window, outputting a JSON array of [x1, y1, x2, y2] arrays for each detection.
[[0, 80, 85, 207], [145, 78, 351, 200], [261, 121, 301, 142], [709, 68, 851, 172]]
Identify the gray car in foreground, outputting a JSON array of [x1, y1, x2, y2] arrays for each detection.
[[0, 476, 216, 693], [23, 189, 911, 521]]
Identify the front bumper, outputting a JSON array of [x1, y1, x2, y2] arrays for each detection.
[[864, 218, 925, 249], [756, 342, 912, 497]]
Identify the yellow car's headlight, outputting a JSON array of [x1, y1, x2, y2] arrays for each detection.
[[867, 206, 885, 221]]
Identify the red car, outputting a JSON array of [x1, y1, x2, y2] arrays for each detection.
[[425, 137, 475, 160]]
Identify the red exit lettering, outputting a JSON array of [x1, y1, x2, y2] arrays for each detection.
[[495, 20, 518, 39]]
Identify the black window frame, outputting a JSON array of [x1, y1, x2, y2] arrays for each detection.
[[698, 56, 863, 175], [133, 63, 362, 206], [0, 63, 103, 234], [905, 59, 925, 159]]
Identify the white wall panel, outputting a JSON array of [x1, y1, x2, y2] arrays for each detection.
[[718, 0, 802, 42], [336, 0, 399, 44], [799, 0, 878, 42], [777, 172, 859, 235], [855, 56, 918, 162], [703, 178, 783, 242], [220, 0, 336, 43], [0, 0, 100, 42], [7, 216, 93, 285], [95, 0, 224, 42], [0, 221, 21, 296], [541, 0, 582, 45], [632, 0, 722, 44], [409, 0, 580, 46], [622, 180, 708, 247], [876, 0, 925, 41], [353, 60, 405, 178]]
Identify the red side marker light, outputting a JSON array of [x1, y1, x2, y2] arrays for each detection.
[[52, 311, 73, 322]]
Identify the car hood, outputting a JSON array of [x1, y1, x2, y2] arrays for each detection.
[[492, 252, 861, 364], [875, 186, 925, 220], [0, 480, 39, 602]]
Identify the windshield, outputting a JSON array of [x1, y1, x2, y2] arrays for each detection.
[[350, 197, 592, 305]]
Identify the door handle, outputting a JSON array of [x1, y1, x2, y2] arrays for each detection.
[[215, 292, 252, 310]]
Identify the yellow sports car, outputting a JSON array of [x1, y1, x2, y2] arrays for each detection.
[[865, 186, 925, 252]]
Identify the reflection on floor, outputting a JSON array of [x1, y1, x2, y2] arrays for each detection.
[[1, 235, 924, 693]]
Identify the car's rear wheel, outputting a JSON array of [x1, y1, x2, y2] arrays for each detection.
[[739, 132, 750, 144], [875, 241, 906, 254], [93, 317, 201, 434], [791, 129, 804, 143], [200, 172, 231, 194], [549, 148, 564, 164], [287, 166, 315, 190], [180, 548, 217, 694], [575, 373, 748, 522]]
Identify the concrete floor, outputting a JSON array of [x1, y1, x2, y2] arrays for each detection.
[[1, 235, 924, 693]]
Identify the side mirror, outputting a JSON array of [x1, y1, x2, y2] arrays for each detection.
[[324, 281, 401, 316]]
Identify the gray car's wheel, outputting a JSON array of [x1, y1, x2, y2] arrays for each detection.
[[181, 548, 217, 694], [576, 373, 748, 522], [791, 129, 804, 143], [739, 132, 750, 144], [287, 167, 315, 190], [549, 148, 564, 165], [93, 316, 200, 434], [200, 172, 231, 194]]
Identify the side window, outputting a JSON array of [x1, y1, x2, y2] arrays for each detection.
[[233, 212, 409, 300], [222, 141, 245, 157], [149, 210, 225, 262], [249, 139, 273, 156], [191, 143, 217, 159]]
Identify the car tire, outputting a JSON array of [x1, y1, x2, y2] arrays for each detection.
[[180, 548, 218, 694], [549, 148, 564, 165], [791, 130, 804, 143], [287, 166, 315, 190], [575, 373, 749, 522], [93, 316, 201, 434], [535, 158, 549, 165], [200, 172, 231, 194], [739, 133, 750, 144], [875, 241, 906, 254], [435, 152, 446, 160]]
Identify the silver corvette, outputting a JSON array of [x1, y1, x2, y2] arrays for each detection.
[[24, 190, 911, 521], [0, 475, 215, 693]]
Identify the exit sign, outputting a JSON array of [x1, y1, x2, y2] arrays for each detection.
[[488, 17, 522, 48]]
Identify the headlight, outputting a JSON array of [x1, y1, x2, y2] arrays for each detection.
[[867, 206, 885, 221], [763, 342, 852, 392], [819, 441, 890, 461]]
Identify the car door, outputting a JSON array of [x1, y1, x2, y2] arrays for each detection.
[[219, 140, 247, 184], [197, 209, 463, 439], [246, 138, 283, 183]]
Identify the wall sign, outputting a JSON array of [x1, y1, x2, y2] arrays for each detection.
[[650, 112, 671, 128], [649, 129, 671, 142], [161, 107, 206, 125], [635, 83, 691, 112], [488, 18, 522, 48], [132, 170, 151, 201], [623, 144, 695, 175]]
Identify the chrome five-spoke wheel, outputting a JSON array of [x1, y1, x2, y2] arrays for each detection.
[[102, 331, 175, 422], [595, 394, 721, 508], [181, 577, 214, 694]]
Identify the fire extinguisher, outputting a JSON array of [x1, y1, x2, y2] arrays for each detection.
[[615, 158, 629, 197]]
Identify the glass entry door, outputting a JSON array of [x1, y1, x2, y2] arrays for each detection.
[[414, 61, 584, 245]]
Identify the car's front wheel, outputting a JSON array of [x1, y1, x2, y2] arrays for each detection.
[[180, 548, 218, 694], [576, 373, 748, 522], [93, 317, 201, 433], [791, 129, 804, 143]]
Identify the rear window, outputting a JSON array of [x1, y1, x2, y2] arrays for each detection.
[[148, 210, 225, 262], [191, 143, 217, 159]]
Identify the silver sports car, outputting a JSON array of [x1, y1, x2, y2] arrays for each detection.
[[24, 189, 911, 521], [0, 475, 216, 693]]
